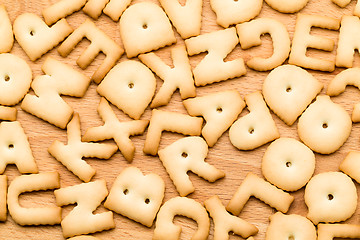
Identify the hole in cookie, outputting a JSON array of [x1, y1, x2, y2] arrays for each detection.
[[249, 128, 254, 134], [182, 152, 188, 158], [216, 107, 223, 113], [8, 144, 14, 149], [288, 235, 294, 240], [286, 87, 292, 92], [4, 75, 10, 82], [128, 83, 134, 89], [328, 194, 334, 200], [142, 24, 148, 29], [30, 30, 35, 36], [123, 189, 129, 195], [286, 161, 292, 167], [322, 123, 328, 129], [234, 0, 238, 2], [145, 198, 150, 204]]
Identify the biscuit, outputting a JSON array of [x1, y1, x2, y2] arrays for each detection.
[[42, 0, 86, 26], [289, 14, 340, 72], [104, 167, 165, 227], [304, 172, 357, 224], [158, 0, 202, 39], [229, 91, 280, 151], [0, 106, 17, 121], [336, 16, 360, 68], [58, 19, 123, 84], [327, 68, 360, 122], [339, 151, 360, 184], [317, 223, 360, 240], [204, 196, 258, 239], [21, 57, 90, 129], [263, 64, 323, 126], [183, 91, 245, 147], [0, 5, 13, 53], [82, 0, 109, 19], [265, 212, 317, 240], [7, 172, 61, 225], [68, 236, 102, 240], [48, 113, 118, 182], [158, 137, 225, 196], [54, 179, 115, 238], [0, 121, 38, 174], [103, 0, 131, 21], [236, 18, 291, 71], [153, 197, 210, 240], [0, 53, 32, 106], [0, 175, 7, 221], [332, 0, 360, 17], [185, 27, 246, 86], [143, 109, 203, 156], [138, 45, 196, 108], [209, 0, 262, 28], [297, 95, 352, 154], [262, 138, 315, 192], [13, 13, 72, 61], [264, 0, 309, 13], [119, 2, 176, 58], [97, 60, 156, 120], [82, 98, 149, 162], [227, 173, 294, 215]]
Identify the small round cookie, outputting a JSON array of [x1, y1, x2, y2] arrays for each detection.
[[304, 172, 357, 224], [297, 95, 352, 154], [265, 212, 317, 240], [262, 138, 315, 192], [0, 53, 32, 106], [264, 0, 309, 13]]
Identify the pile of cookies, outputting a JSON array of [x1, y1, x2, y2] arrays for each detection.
[[1, 0, 360, 239]]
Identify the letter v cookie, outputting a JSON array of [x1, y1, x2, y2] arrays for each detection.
[[82, 98, 149, 162], [48, 113, 118, 182], [158, 137, 224, 196]]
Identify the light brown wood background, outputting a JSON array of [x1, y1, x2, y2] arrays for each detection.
[[1, 0, 360, 239]]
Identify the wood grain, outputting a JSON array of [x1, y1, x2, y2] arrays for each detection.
[[1, 0, 360, 239]]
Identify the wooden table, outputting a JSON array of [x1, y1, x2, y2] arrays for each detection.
[[1, 0, 360, 239]]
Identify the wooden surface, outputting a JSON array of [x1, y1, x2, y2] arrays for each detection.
[[1, 0, 360, 239]]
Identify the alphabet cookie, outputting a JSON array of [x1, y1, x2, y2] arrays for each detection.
[[0, 5, 13, 53], [339, 151, 360, 183], [0, 175, 6, 221], [103, 0, 132, 21], [264, 0, 309, 13], [317, 223, 360, 240]]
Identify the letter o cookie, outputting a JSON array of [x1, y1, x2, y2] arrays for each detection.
[[0, 54, 32, 106], [262, 138, 315, 192], [304, 172, 357, 224], [297, 95, 352, 154]]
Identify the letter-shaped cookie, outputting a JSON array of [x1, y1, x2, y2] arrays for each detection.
[[227, 173, 294, 215], [317, 224, 360, 240], [158, 0, 202, 39], [340, 151, 360, 183], [8, 172, 61, 225], [58, 19, 123, 83], [210, 0, 262, 28], [236, 18, 291, 71], [297, 95, 352, 154], [262, 138, 315, 192], [304, 172, 357, 224], [263, 65, 323, 126], [97, 60, 156, 120], [153, 197, 210, 240], [265, 212, 316, 240], [68, 236, 102, 240], [0, 5, 13, 53], [0, 121, 38, 174], [158, 137, 224, 196], [0, 175, 6, 221], [54, 180, 115, 238], [264, 0, 309, 13], [48, 113, 118, 182], [0, 106, 16, 121], [103, 0, 132, 21], [13, 13, 72, 61], [327, 68, 360, 122], [204, 196, 258, 240], [332, 0, 360, 16], [183, 91, 245, 147], [82, 0, 109, 19], [119, 2, 176, 58], [21, 57, 90, 129], [289, 14, 340, 72], [0, 53, 32, 106], [83, 98, 149, 162], [139, 45, 196, 108], [229, 91, 280, 150], [43, 0, 87, 25], [185, 28, 246, 86], [143, 109, 203, 156], [104, 167, 165, 227]]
